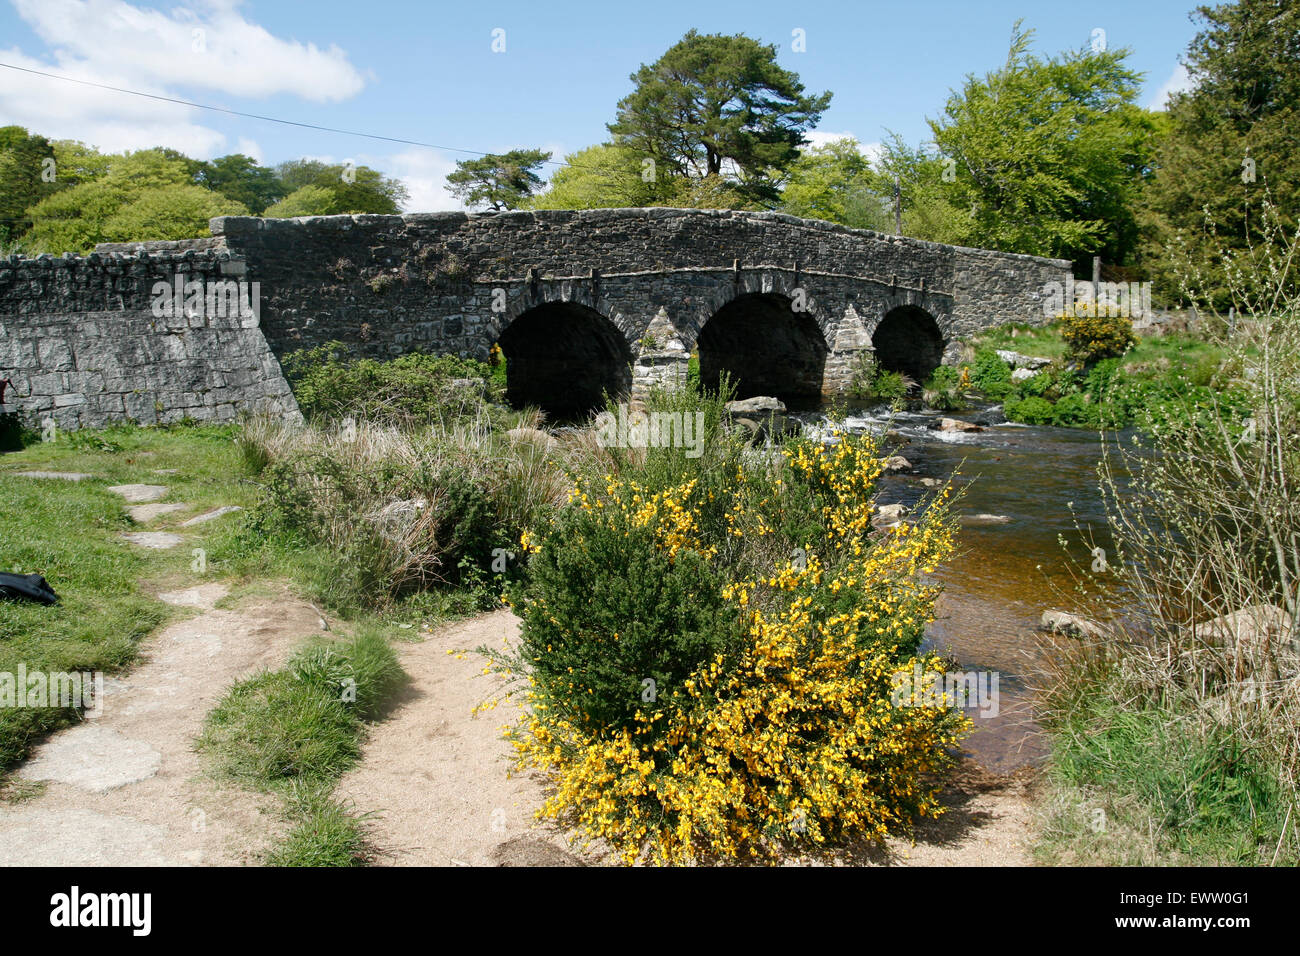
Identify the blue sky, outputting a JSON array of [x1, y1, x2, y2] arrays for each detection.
[[0, 0, 1201, 210]]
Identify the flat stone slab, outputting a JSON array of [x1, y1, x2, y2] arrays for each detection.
[[0, 808, 177, 866], [108, 483, 168, 503], [18, 726, 162, 793], [157, 583, 229, 609], [15, 471, 94, 481], [127, 502, 189, 523], [181, 506, 243, 527], [122, 532, 184, 550]]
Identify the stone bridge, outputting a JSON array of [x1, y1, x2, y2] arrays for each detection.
[[0, 208, 1070, 428]]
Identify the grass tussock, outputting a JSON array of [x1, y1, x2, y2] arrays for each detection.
[[199, 627, 404, 867]]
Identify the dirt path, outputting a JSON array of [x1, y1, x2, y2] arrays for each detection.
[[0, 478, 322, 866], [334, 610, 586, 866], [338, 609, 1037, 867]]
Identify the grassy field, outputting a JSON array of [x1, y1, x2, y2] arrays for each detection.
[[0, 423, 255, 770]]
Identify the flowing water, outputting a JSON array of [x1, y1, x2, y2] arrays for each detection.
[[802, 406, 1120, 772]]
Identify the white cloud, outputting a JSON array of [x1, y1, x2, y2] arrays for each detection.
[[0, 47, 228, 156], [1146, 63, 1193, 110], [803, 131, 883, 165], [12, 0, 365, 101], [0, 0, 367, 159], [383, 148, 463, 213]]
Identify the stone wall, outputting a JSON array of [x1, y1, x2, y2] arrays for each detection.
[[0, 247, 299, 430], [2, 208, 1070, 428]]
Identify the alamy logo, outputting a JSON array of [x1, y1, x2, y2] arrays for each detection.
[[1042, 277, 1151, 318], [50, 886, 151, 936], [0, 665, 103, 718], [890, 662, 1000, 718], [595, 404, 706, 459], [150, 277, 260, 323]]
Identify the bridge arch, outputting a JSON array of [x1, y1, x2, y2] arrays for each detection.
[[696, 291, 828, 409], [496, 300, 633, 419], [872, 305, 945, 384]]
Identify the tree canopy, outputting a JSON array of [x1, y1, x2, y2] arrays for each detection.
[[447, 149, 552, 210], [608, 30, 831, 206], [1138, 0, 1300, 302], [906, 23, 1155, 267]]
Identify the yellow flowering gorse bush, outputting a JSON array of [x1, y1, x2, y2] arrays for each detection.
[[505, 427, 970, 864]]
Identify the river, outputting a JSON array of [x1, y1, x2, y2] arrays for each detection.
[[805, 406, 1120, 772]]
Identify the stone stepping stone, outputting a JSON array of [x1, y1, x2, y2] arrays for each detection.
[[157, 583, 229, 609], [127, 502, 189, 523], [181, 506, 243, 527], [15, 471, 94, 481], [18, 725, 161, 793], [108, 483, 168, 503], [122, 532, 184, 550], [0, 809, 176, 866]]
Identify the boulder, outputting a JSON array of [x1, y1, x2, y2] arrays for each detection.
[[1011, 367, 1040, 383], [996, 349, 1053, 370], [937, 417, 984, 433], [1041, 610, 1105, 640], [725, 396, 794, 443], [875, 502, 908, 521], [1196, 604, 1298, 675], [725, 396, 787, 416], [883, 455, 912, 473]]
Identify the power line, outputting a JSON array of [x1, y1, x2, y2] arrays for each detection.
[[0, 60, 599, 172]]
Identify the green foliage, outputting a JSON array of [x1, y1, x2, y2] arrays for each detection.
[[1058, 309, 1138, 363], [23, 147, 207, 252], [970, 348, 1014, 399], [447, 149, 552, 211], [848, 352, 909, 403], [780, 137, 891, 229], [921, 365, 967, 411], [1004, 394, 1055, 425], [282, 342, 503, 426], [262, 184, 335, 218], [513, 513, 743, 734], [272, 159, 409, 215], [101, 184, 249, 242], [526, 142, 669, 209], [608, 29, 831, 206], [1137, 0, 1300, 304], [0, 126, 61, 244], [196, 153, 285, 215], [888, 22, 1154, 264]]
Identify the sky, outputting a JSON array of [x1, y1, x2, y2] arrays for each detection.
[[0, 0, 1202, 211]]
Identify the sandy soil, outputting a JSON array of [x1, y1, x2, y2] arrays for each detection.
[[0, 583, 322, 866]]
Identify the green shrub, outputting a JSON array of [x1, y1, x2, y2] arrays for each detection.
[[848, 353, 910, 403], [1005, 395, 1055, 425], [922, 365, 966, 411], [970, 348, 1014, 399], [282, 342, 504, 426], [512, 512, 743, 735], [1051, 392, 1098, 427]]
